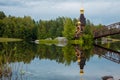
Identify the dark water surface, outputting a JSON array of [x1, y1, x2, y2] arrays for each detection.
[[0, 41, 120, 80]]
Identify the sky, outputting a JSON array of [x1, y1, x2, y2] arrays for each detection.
[[0, 0, 120, 25]]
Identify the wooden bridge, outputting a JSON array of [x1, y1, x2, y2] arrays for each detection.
[[94, 22, 120, 39], [94, 44, 120, 64]]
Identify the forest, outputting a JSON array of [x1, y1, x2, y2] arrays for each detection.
[[0, 11, 98, 41], [2, 11, 119, 42]]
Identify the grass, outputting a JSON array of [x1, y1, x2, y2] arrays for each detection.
[[68, 39, 83, 45], [0, 38, 22, 42], [39, 39, 59, 44]]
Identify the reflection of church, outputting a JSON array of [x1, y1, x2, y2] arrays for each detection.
[[75, 45, 86, 79]]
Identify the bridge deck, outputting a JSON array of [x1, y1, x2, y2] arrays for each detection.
[[94, 22, 120, 39]]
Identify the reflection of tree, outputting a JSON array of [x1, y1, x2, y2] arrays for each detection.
[[109, 41, 120, 51], [0, 42, 37, 64], [37, 44, 65, 64], [0, 42, 37, 79], [0, 41, 95, 79], [97, 41, 120, 51], [62, 44, 76, 65], [0, 42, 77, 67]]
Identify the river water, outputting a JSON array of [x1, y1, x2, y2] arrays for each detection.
[[0, 41, 120, 80]]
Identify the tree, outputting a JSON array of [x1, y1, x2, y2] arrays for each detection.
[[0, 11, 6, 19], [62, 18, 75, 40]]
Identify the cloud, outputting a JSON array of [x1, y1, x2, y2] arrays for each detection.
[[84, 1, 120, 24], [0, 0, 120, 25], [0, 0, 23, 7]]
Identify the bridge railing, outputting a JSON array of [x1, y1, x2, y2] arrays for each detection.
[[94, 22, 120, 39]]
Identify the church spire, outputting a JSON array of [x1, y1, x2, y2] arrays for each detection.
[[80, 8, 84, 14], [79, 7, 86, 31]]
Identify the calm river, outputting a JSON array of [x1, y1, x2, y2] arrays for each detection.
[[0, 41, 120, 80]]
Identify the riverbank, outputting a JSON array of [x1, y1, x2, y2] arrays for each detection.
[[104, 37, 120, 42], [0, 38, 22, 42]]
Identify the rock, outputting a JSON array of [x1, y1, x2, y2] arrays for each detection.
[[55, 37, 67, 42], [35, 40, 39, 44], [102, 76, 114, 80], [45, 38, 52, 40]]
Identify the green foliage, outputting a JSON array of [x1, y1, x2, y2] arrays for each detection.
[[84, 25, 93, 35], [0, 11, 67, 40], [37, 17, 65, 39], [0, 11, 6, 19], [0, 12, 37, 40], [92, 23, 104, 33], [62, 18, 75, 40], [82, 34, 93, 50], [82, 25, 93, 45], [111, 34, 120, 39]]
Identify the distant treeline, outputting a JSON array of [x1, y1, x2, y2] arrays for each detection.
[[0, 11, 37, 40], [0, 11, 104, 40]]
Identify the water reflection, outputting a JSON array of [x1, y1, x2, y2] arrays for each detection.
[[75, 45, 86, 73], [94, 44, 120, 64], [0, 42, 120, 80], [74, 44, 86, 79], [0, 42, 37, 80]]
